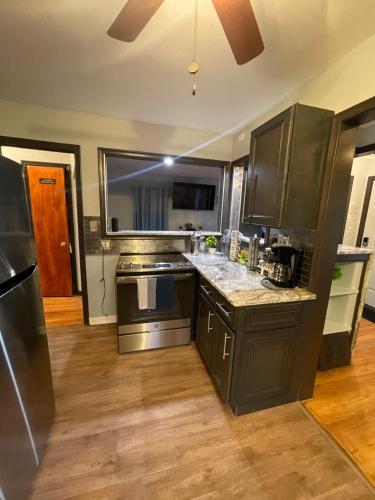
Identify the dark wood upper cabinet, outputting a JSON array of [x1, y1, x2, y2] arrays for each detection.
[[242, 104, 334, 229]]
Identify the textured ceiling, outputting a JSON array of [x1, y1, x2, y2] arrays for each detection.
[[1, 0, 375, 132]]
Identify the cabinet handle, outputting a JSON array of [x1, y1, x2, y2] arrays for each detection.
[[201, 284, 212, 295], [216, 301, 231, 318], [207, 311, 214, 334], [222, 332, 232, 360]]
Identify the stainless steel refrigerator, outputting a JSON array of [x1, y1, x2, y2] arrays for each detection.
[[0, 155, 55, 499]]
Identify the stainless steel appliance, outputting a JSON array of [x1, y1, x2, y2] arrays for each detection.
[[190, 232, 201, 255], [248, 234, 260, 270], [116, 253, 195, 353], [0, 156, 55, 499], [267, 245, 302, 288]]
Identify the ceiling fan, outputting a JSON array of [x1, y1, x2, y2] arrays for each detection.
[[107, 0, 264, 65]]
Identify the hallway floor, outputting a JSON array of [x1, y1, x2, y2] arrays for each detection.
[[42, 296, 83, 328], [304, 319, 375, 486], [31, 323, 373, 499]]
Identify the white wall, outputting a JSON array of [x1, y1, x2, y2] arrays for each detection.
[[2, 31, 375, 319], [232, 33, 375, 159], [1, 146, 82, 291], [0, 100, 232, 320], [343, 155, 375, 246]]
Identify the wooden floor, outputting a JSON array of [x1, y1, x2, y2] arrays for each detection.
[[42, 296, 83, 328], [304, 318, 375, 487], [31, 323, 374, 499]]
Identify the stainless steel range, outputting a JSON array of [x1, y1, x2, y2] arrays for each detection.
[[116, 253, 195, 353]]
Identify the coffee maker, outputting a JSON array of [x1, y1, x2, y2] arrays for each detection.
[[267, 246, 302, 288]]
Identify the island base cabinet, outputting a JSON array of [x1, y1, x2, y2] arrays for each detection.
[[230, 327, 302, 415]]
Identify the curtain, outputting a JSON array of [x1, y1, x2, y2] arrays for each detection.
[[133, 186, 169, 231]]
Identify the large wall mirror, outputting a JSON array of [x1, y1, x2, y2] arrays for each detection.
[[98, 149, 229, 237]]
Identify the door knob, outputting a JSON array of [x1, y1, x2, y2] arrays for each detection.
[[60, 241, 67, 247]]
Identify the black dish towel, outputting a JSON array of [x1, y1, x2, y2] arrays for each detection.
[[156, 274, 175, 310]]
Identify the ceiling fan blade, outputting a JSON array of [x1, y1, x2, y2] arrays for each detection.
[[107, 0, 165, 42], [212, 0, 264, 65]]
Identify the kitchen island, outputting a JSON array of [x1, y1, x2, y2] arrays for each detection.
[[183, 252, 316, 415]]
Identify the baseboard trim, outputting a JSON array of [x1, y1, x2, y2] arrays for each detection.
[[363, 304, 375, 323], [89, 315, 117, 325]]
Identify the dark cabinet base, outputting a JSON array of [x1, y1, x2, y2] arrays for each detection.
[[318, 332, 351, 371], [195, 275, 311, 416], [195, 292, 234, 403], [230, 326, 303, 415]]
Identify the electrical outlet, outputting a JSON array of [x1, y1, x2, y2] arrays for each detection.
[[90, 220, 98, 233], [101, 240, 111, 250]]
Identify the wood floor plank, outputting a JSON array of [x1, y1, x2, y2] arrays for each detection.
[[42, 296, 83, 327], [31, 323, 374, 499], [304, 318, 375, 486]]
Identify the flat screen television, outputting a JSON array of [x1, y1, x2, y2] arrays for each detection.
[[172, 182, 216, 210]]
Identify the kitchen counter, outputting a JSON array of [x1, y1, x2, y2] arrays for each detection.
[[337, 244, 374, 255], [183, 253, 316, 307]]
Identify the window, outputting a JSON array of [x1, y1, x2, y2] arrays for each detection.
[[98, 149, 228, 236]]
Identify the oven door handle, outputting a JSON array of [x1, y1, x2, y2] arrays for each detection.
[[117, 273, 194, 284]]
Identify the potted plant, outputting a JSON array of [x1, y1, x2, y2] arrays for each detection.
[[205, 235, 218, 255], [332, 266, 343, 281]]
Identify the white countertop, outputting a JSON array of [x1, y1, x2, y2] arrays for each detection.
[[183, 253, 316, 307], [337, 244, 374, 255]]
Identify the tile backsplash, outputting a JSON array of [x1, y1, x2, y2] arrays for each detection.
[[269, 228, 315, 288], [84, 216, 314, 288], [84, 216, 189, 255]]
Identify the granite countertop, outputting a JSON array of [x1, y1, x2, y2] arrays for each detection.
[[337, 244, 374, 255], [183, 253, 316, 307]]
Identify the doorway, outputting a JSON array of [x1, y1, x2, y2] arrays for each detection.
[[26, 163, 74, 297], [0, 140, 87, 326], [356, 172, 375, 316], [341, 149, 375, 320], [302, 97, 375, 487]]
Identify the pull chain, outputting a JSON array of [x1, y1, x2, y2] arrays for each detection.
[[187, 0, 199, 95]]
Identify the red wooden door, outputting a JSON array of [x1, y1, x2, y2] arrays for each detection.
[[27, 165, 73, 297]]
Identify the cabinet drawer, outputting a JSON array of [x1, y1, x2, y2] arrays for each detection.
[[199, 276, 216, 302], [215, 293, 236, 329], [244, 303, 303, 333]]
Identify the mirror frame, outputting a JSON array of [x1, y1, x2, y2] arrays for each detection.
[[98, 147, 231, 239]]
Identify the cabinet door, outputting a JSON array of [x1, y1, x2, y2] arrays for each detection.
[[243, 107, 293, 227], [211, 315, 235, 403], [234, 327, 301, 413], [196, 293, 215, 367]]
